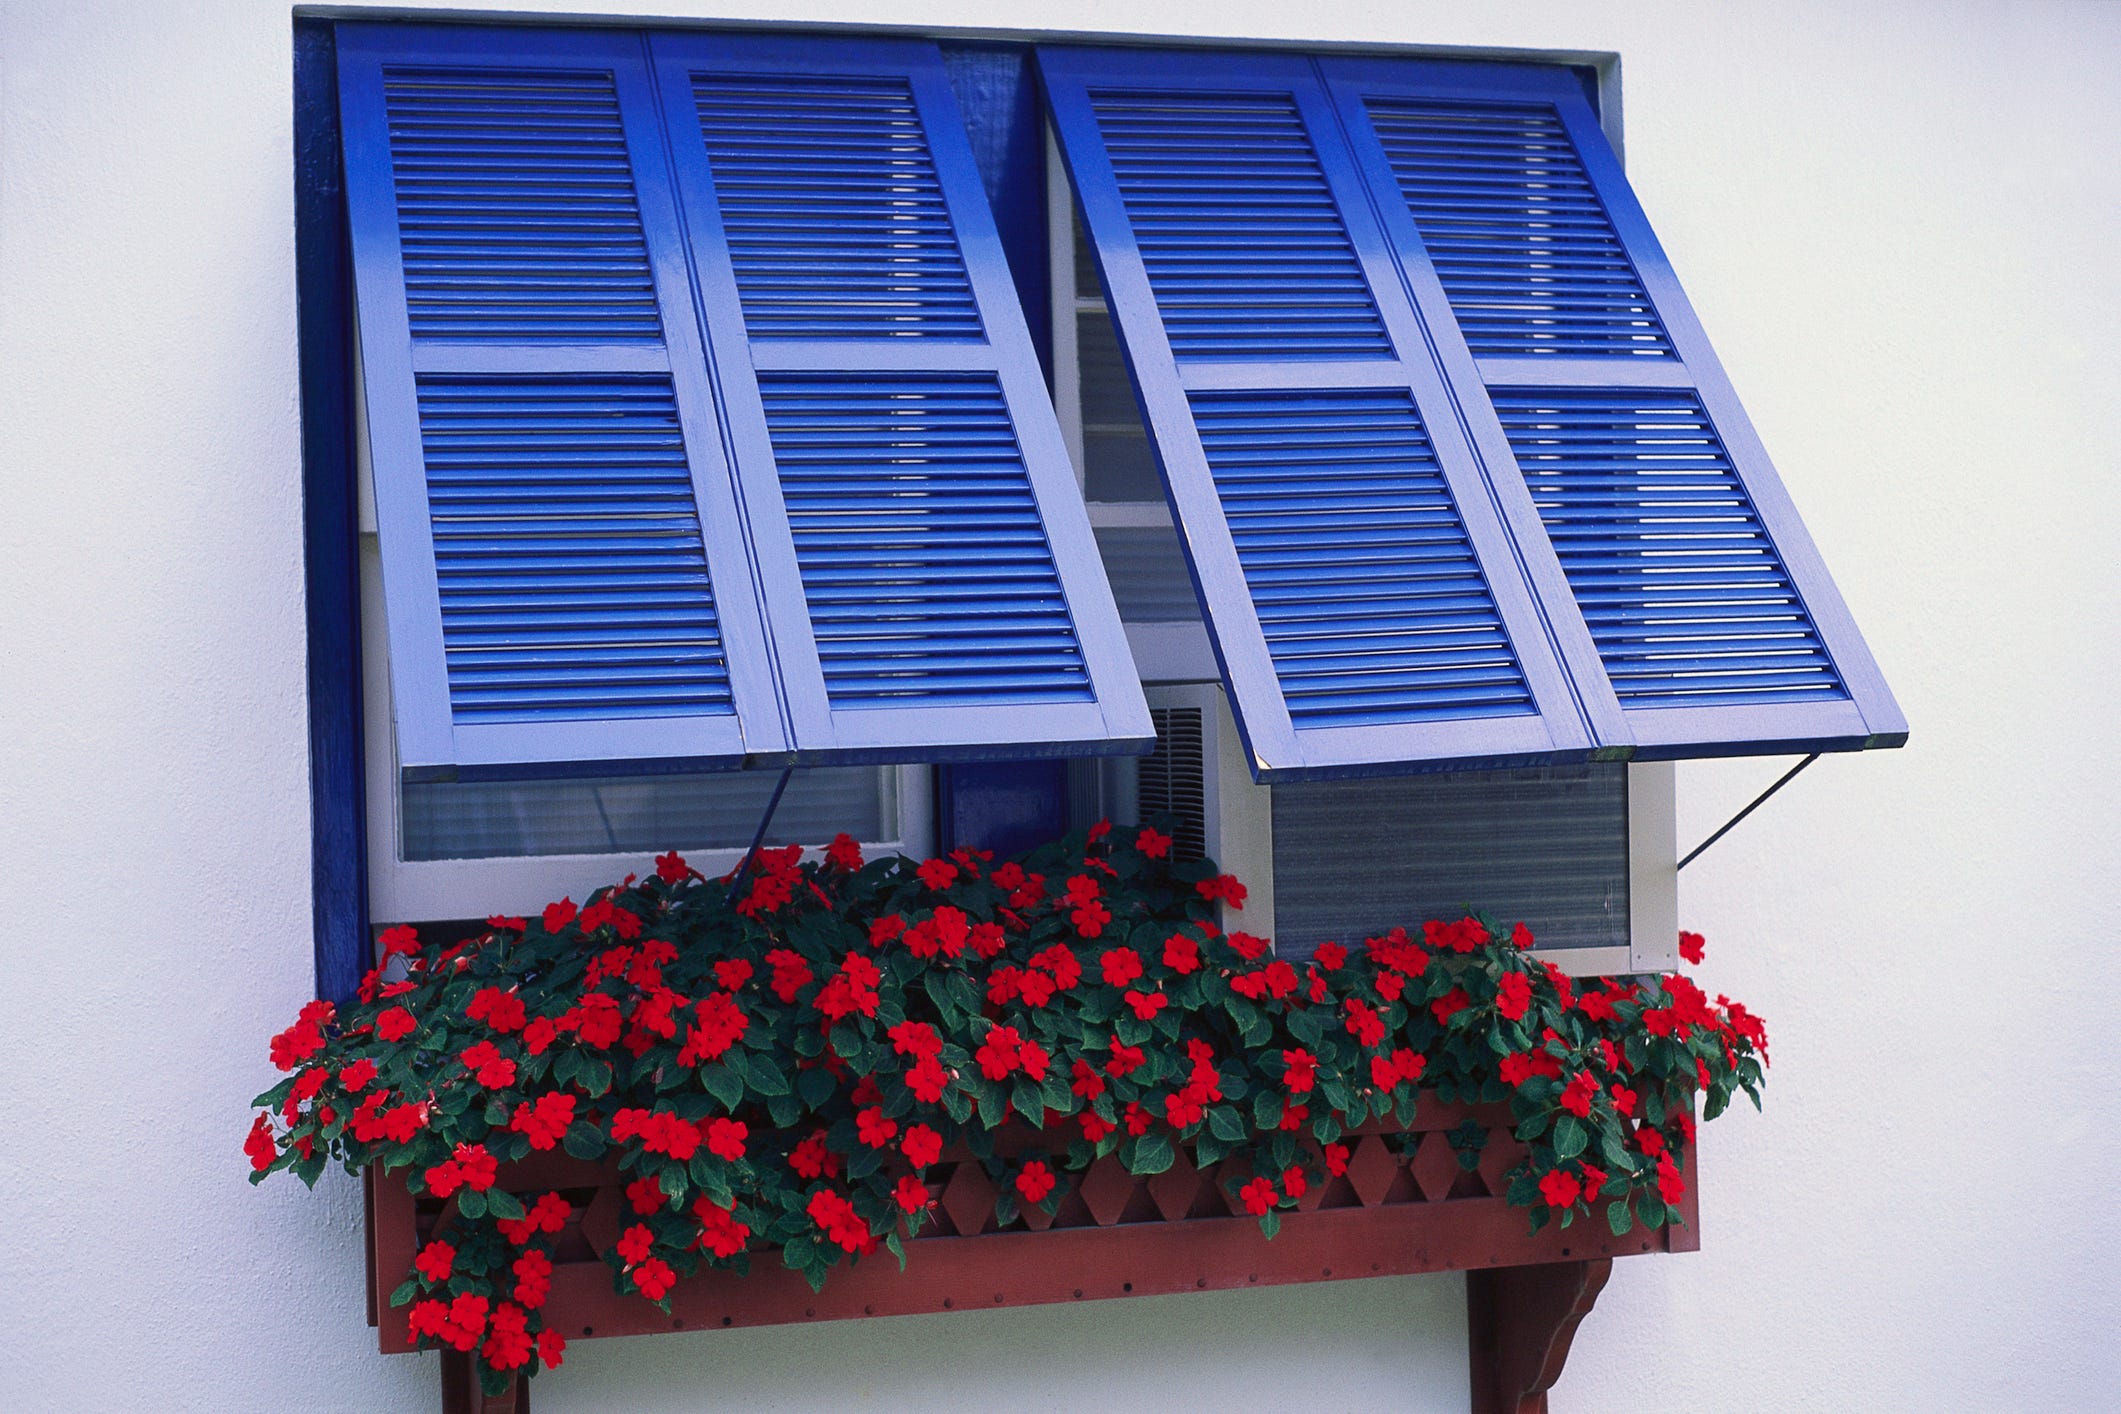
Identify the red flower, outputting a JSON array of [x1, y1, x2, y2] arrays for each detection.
[[1636, 1125, 1667, 1157], [536, 1329, 566, 1369], [497, 1193, 571, 1246], [917, 857, 959, 892], [1312, 942, 1348, 971], [1656, 1153, 1687, 1204], [1343, 998, 1387, 1047], [512, 1249, 552, 1309], [1163, 1092, 1205, 1128], [1611, 1085, 1639, 1118], [379, 924, 420, 958], [894, 1176, 931, 1214], [1099, 947, 1144, 988], [414, 1241, 456, 1284], [1560, 1072, 1599, 1119], [1577, 990, 1618, 1023], [714, 958, 754, 992], [508, 1091, 576, 1152], [328, 1058, 373, 1094], [1080, 1111, 1117, 1142], [807, 1188, 871, 1254], [1282, 1166, 1308, 1200], [1679, 930, 1706, 965], [1105, 1037, 1145, 1077], [1016, 1160, 1056, 1205], [1227, 932, 1270, 961], [1162, 932, 1202, 975], [901, 1123, 943, 1169], [1511, 922, 1534, 949], [268, 1017, 325, 1072], [1281, 1048, 1318, 1096], [1429, 988, 1472, 1025], [1538, 1169, 1582, 1209], [626, 1176, 664, 1217], [1495, 972, 1533, 1023], [977, 1025, 1026, 1082], [541, 898, 577, 933], [677, 991, 748, 1066], [616, 1223, 654, 1265], [1122, 989, 1167, 1021], [789, 1130, 839, 1181], [655, 851, 690, 883], [467, 986, 527, 1034], [1579, 1163, 1608, 1198], [855, 1107, 898, 1149], [1197, 874, 1248, 908], [1239, 1176, 1277, 1216], [703, 1116, 748, 1162], [633, 1258, 676, 1301], [694, 1197, 752, 1259], [1136, 827, 1172, 859], [459, 1040, 517, 1090], [244, 1114, 276, 1172], [906, 1055, 949, 1104], [826, 833, 864, 871], [1324, 1143, 1350, 1177]]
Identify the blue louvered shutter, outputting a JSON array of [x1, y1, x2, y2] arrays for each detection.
[[1039, 48, 1592, 779], [1319, 57, 1906, 757], [337, 24, 788, 780], [648, 33, 1151, 762]]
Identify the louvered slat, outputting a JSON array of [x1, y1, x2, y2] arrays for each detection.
[[1139, 706, 1208, 861], [418, 376, 733, 722], [1494, 389, 1845, 709], [1191, 389, 1534, 728], [1364, 98, 1671, 358], [760, 374, 1094, 710], [692, 75, 982, 339], [381, 66, 662, 342], [1088, 89, 1393, 359]]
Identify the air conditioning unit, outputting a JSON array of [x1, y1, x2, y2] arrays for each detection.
[[1105, 683, 1676, 976]]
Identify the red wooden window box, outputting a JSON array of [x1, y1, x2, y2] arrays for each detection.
[[364, 1096, 1696, 1413]]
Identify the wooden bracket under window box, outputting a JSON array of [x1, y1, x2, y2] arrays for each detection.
[[364, 1096, 1697, 1413]]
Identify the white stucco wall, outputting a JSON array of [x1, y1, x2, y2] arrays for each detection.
[[4, 2, 2115, 1410]]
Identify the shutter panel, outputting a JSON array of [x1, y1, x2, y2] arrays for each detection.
[[649, 33, 1151, 762], [338, 24, 787, 780], [1320, 57, 1906, 758], [1039, 47, 1594, 780]]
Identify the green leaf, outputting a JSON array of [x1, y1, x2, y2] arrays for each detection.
[[798, 1066, 837, 1110], [767, 1094, 802, 1130], [1194, 1133, 1228, 1167], [660, 1166, 688, 1203], [457, 1189, 487, 1220], [485, 1188, 525, 1222], [1253, 1091, 1283, 1131], [1288, 1011, 1323, 1049], [1259, 1209, 1281, 1241], [701, 1063, 745, 1113], [1606, 1200, 1634, 1238], [885, 1230, 907, 1271], [389, 1277, 419, 1309], [747, 1056, 791, 1098], [1127, 1131, 1176, 1176], [1208, 1106, 1245, 1144], [1552, 1114, 1587, 1161]]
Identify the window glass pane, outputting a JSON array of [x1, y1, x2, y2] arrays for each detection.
[[402, 766, 894, 862], [1095, 524, 1200, 623], [1077, 308, 1161, 501], [1270, 765, 1628, 957]]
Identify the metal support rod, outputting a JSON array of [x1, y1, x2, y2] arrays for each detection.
[[725, 766, 796, 902], [1677, 754, 1821, 871]]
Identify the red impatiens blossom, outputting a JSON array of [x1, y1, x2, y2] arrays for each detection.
[[905, 1054, 950, 1104], [714, 958, 754, 992], [338, 1057, 377, 1092], [1163, 1091, 1205, 1128], [1281, 1048, 1318, 1096], [1122, 989, 1167, 1021], [380, 924, 421, 958], [977, 1024, 1029, 1081], [1429, 988, 1473, 1025], [1324, 1143, 1351, 1178], [894, 1176, 931, 1214], [1499, 1048, 1562, 1088], [245, 1114, 277, 1172], [1162, 932, 1202, 975], [1578, 1164, 1608, 1199], [1069, 896, 1112, 938], [916, 857, 959, 892], [807, 1188, 872, 1254], [1227, 932, 1270, 962], [1424, 917, 1489, 954], [611, 1107, 701, 1162], [497, 1192, 571, 1246], [268, 1012, 327, 1072], [1239, 1176, 1278, 1216], [703, 1117, 748, 1162], [408, 1292, 490, 1353], [425, 1143, 498, 1199], [1282, 1166, 1308, 1200], [655, 850, 690, 883], [1611, 1084, 1639, 1118], [512, 1249, 552, 1309], [855, 1107, 898, 1149], [1196, 874, 1248, 908], [1099, 946, 1145, 988], [1538, 1169, 1582, 1209], [1135, 827, 1172, 859], [541, 898, 577, 933], [906, 906, 970, 961], [616, 1223, 655, 1265], [1679, 930, 1707, 965], [901, 1123, 943, 1169], [632, 1258, 676, 1301], [1656, 1152, 1687, 1204], [764, 948, 814, 1004], [537, 1328, 567, 1370], [1495, 971, 1533, 1023], [1016, 1160, 1056, 1204], [1071, 1058, 1106, 1099], [694, 1197, 752, 1259], [1560, 1072, 1600, 1118], [1635, 1125, 1667, 1157], [626, 1176, 665, 1217], [1105, 1036, 1146, 1078], [825, 832, 864, 871], [1080, 1111, 1117, 1142], [814, 952, 882, 1023], [508, 1091, 576, 1151], [1343, 998, 1387, 1048], [459, 1040, 517, 1090], [677, 991, 748, 1065], [1577, 988, 1619, 1023], [466, 986, 527, 1034], [1369, 1047, 1425, 1091], [1312, 941, 1349, 970], [789, 1130, 840, 1181], [413, 1240, 456, 1283]]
